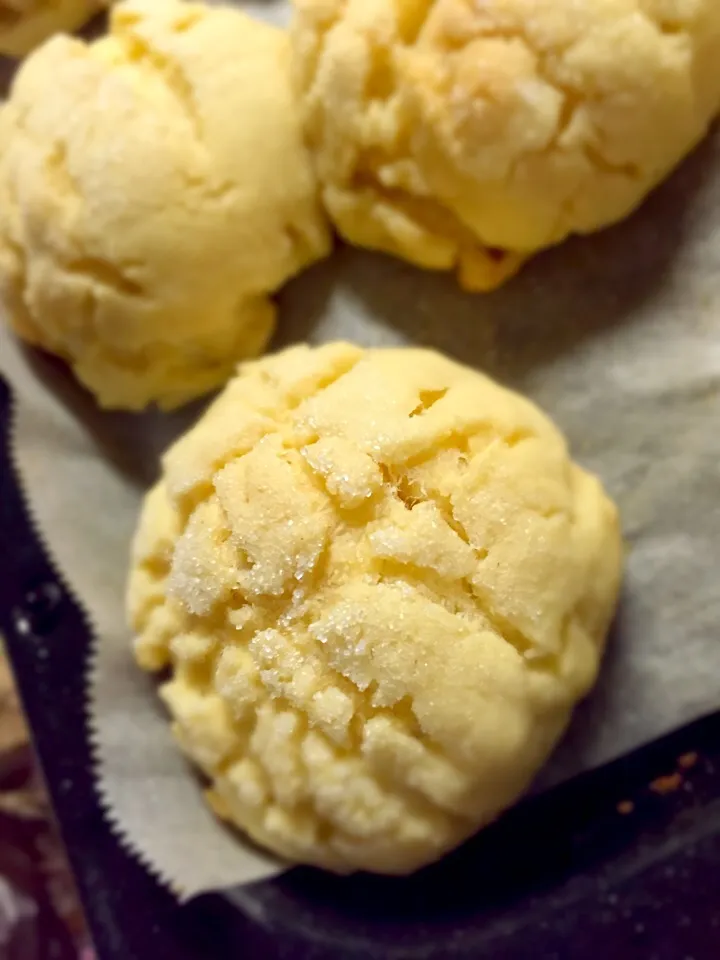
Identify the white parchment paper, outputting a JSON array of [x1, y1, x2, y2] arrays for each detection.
[[2, 0, 720, 899]]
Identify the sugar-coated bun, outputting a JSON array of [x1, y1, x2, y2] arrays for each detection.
[[129, 343, 622, 873], [292, 0, 720, 290], [0, 0, 330, 409]]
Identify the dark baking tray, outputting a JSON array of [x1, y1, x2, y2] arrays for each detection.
[[1, 373, 719, 960]]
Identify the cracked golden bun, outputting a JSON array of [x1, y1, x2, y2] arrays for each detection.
[[129, 342, 623, 874], [292, 0, 720, 290], [0, 0, 330, 409]]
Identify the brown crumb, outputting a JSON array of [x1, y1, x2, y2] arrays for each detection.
[[678, 752, 698, 770], [650, 772, 683, 795], [617, 800, 634, 815]]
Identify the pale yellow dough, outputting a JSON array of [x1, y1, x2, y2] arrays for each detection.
[[0, 0, 102, 58], [129, 342, 623, 874], [0, 0, 330, 410], [292, 0, 720, 290]]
